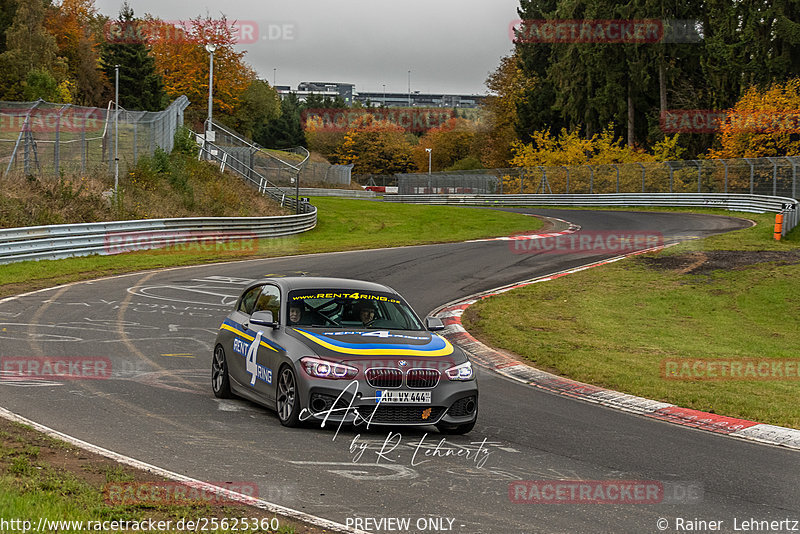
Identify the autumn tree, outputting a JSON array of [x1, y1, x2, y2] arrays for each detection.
[[412, 118, 478, 172], [511, 126, 684, 167], [100, 3, 166, 111], [148, 13, 255, 126], [45, 0, 107, 106], [335, 118, 415, 175], [708, 78, 800, 159], [478, 53, 532, 167]]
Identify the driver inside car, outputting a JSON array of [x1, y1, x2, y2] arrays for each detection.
[[357, 301, 377, 326]]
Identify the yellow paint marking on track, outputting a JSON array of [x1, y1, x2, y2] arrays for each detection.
[[161, 353, 195, 358]]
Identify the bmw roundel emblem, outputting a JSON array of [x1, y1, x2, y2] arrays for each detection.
[[398, 360, 408, 367]]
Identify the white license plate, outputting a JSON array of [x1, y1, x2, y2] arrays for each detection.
[[376, 390, 431, 404]]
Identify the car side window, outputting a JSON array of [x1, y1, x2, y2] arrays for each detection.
[[237, 285, 263, 315], [254, 285, 281, 319]]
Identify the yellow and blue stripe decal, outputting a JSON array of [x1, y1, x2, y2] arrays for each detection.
[[293, 329, 454, 357], [219, 319, 283, 353]]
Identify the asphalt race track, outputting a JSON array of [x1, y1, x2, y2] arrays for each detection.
[[0, 208, 797, 534]]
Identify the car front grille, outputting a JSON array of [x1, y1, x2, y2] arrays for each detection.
[[368, 405, 446, 424], [366, 368, 403, 388], [406, 368, 440, 388]]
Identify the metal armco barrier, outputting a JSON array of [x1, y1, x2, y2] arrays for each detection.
[[383, 193, 799, 237], [0, 207, 317, 264], [296, 188, 377, 198]]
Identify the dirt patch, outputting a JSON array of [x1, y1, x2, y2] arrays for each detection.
[[638, 249, 800, 275]]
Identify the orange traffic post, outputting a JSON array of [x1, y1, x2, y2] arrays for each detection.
[[774, 212, 784, 240]]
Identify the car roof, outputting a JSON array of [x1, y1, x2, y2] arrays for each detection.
[[258, 276, 398, 294]]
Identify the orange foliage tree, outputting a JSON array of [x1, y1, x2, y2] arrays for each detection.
[[334, 116, 415, 175], [708, 78, 800, 159], [412, 118, 478, 172], [45, 0, 107, 105], [148, 15, 255, 126], [477, 53, 534, 168]]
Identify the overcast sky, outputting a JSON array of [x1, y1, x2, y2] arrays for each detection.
[[94, 0, 521, 95]]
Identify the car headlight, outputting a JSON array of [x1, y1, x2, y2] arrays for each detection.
[[301, 357, 358, 379], [445, 361, 474, 381]]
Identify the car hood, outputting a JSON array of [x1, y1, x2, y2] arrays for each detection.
[[288, 327, 457, 360]]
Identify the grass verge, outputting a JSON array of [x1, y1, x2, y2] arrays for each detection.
[[463, 212, 800, 428], [0, 419, 323, 533], [0, 198, 544, 299]]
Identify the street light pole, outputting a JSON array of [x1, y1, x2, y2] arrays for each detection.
[[407, 70, 411, 106], [114, 64, 119, 196], [205, 43, 216, 145], [426, 148, 431, 175]]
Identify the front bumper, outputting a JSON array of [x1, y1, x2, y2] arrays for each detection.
[[298, 375, 478, 427]]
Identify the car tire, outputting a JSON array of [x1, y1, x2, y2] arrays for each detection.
[[276, 365, 301, 427], [212, 345, 233, 399]]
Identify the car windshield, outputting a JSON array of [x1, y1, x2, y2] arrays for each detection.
[[286, 289, 425, 330]]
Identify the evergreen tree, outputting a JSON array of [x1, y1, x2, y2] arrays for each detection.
[[100, 2, 166, 111], [231, 79, 281, 142], [0, 0, 62, 100], [0, 0, 17, 54], [259, 92, 306, 149]]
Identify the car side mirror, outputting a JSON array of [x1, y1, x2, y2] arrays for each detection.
[[250, 310, 279, 330], [425, 316, 445, 331]]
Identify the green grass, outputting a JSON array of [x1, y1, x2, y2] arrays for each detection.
[[463, 212, 800, 428], [0, 477, 296, 534], [0, 422, 299, 534], [0, 198, 543, 298]]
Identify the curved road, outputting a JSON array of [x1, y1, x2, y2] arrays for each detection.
[[0, 209, 796, 534]]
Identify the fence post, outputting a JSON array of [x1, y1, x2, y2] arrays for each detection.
[[665, 162, 673, 193], [587, 165, 594, 193], [612, 164, 619, 193], [562, 166, 570, 194], [766, 157, 778, 197], [637, 162, 645, 192], [744, 158, 754, 194], [695, 160, 702, 193], [55, 104, 70, 175], [720, 159, 728, 193], [520, 168, 524, 193]]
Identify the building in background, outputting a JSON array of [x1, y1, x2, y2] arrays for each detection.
[[277, 82, 485, 109]]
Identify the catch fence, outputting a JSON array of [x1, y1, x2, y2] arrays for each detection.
[[208, 120, 352, 188], [0, 96, 189, 177], [397, 158, 800, 199]]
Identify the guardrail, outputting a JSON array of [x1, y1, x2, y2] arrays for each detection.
[[297, 188, 377, 198], [383, 193, 799, 237], [0, 207, 317, 264]]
